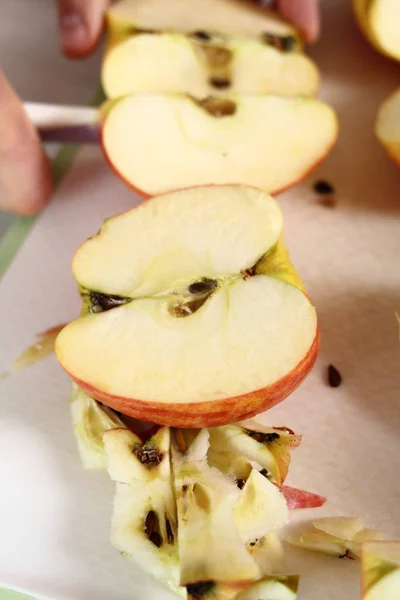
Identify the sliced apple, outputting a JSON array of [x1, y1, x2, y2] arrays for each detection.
[[353, 0, 400, 62], [375, 87, 400, 166], [102, 33, 319, 100], [288, 517, 385, 559], [362, 541, 400, 600], [103, 427, 180, 588], [248, 532, 285, 575], [70, 383, 125, 470], [100, 93, 337, 197], [56, 185, 319, 428], [107, 0, 298, 39]]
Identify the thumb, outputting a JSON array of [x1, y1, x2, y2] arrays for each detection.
[[57, 0, 110, 58], [0, 71, 52, 215]]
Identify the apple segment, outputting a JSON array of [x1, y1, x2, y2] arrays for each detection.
[[375, 87, 400, 166], [107, 0, 298, 39], [288, 517, 385, 559], [102, 33, 319, 99], [100, 93, 337, 197], [362, 541, 400, 600], [186, 575, 299, 600], [353, 0, 400, 62], [103, 427, 180, 588], [70, 383, 125, 470], [56, 185, 319, 428], [209, 422, 301, 485]]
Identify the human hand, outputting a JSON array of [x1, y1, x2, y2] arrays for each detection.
[[0, 1, 110, 215]]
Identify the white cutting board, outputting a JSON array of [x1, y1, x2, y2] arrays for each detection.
[[1, 1, 400, 599]]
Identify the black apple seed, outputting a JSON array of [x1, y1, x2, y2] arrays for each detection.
[[328, 364, 342, 388]]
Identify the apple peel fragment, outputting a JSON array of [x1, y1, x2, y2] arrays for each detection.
[[281, 485, 327, 510]]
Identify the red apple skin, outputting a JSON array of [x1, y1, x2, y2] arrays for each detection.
[[100, 117, 338, 199], [281, 485, 327, 509], [63, 327, 320, 428]]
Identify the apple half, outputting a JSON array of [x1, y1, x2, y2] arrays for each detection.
[[56, 185, 319, 428], [102, 32, 319, 100], [107, 0, 298, 39], [353, 0, 400, 62], [362, 541, 400, 600], [375, 87, 400, 166], [101, 93, 337, 197]]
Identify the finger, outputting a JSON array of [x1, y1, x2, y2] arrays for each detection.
[[0, 71, 52, 215], [277, 0, 320, 43], [57, 0, 110, 58]]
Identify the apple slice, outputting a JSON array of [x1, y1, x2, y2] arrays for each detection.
[[103, 427, 180, 588], [353, 0, 400, 62], [235, 575, 299, 600], [70, 383, 125, 470], [375, 87, 400, 166], [100, 93, 337, 197], [288, 517, 385, 559], [107, 0, 298, 39], [102, 33, 319, 99], [56, 185, 319, 428], [248, 532, 285, 575], [362, 541, 400, 600]]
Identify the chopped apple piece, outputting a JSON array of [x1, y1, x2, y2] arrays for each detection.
[[102, 33, 319, 99], [235, 575, 299, 600], [100, 93, 337, 197], [56, 185, 319, 428], [313, 517, 364, 541], [288, 517, 386, 559], [210, 423, 301, 485], [248, 532, 285, 575], [172, 429, 260, 584], [234, 469, 289, 544], [107, 0, 298, 38], [70, 383, 125, 470], [362, 541, 400, 600], [375, 87, 400, 166], [353, 0, 400, 62], [103, 427, 179, 587]]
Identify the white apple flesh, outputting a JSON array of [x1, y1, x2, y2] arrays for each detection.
[[362, 541, 400, 600], [107, 0, 297, 38], [375, 87, 400, 166], [56, 185, 319, 428], [353, 0, 400, 62], [101, 93, 337, 197], [102, 33, 319, 99]]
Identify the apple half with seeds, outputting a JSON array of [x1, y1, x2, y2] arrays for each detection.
[[107, 0, 299, 39], [375, 87, 400, 166], [101, 93, 337, 197], [102, 32, 319, 100], [56, 185, 319, 428], [361, 541, 400, 600], [353, 0, 400, 62]]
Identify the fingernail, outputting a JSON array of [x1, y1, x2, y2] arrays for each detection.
[[60, 12, 87, 52]]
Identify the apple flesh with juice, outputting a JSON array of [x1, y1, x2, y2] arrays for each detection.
[[375, 87, 400, 166], [100, 93, 337, 197], [353, 0, 400, 62], [56, 185, 319, 428], [362, 541, 400, 600], [107, 0, 299, 39], [102, 32, 319, 100]]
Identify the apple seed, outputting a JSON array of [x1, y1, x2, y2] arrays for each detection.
[[328, 364, 342, 388], [190, 30, 212, 42], [86, 290, 130, 313], [247, 430, 280, 444], [186, 581, 216, 598], [144, 510, 163, 547], [188, 278, 218, 295], [198, 97, 237, 117], [133, 443, 164, 467], [261, 33, 297, 52], [209, 76, 231, 89]]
